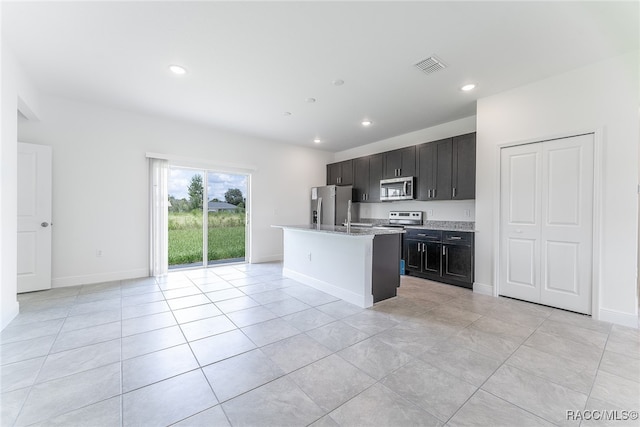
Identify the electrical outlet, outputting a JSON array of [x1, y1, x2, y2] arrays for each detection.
[[308, 252, 312, 261], [464, 209, 471, 217], [96, 249, 103, 257], [427, 209, 433, 217]]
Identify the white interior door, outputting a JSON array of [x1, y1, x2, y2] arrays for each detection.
[[499, 134, 594, 314], [18, 142, 52, 293]]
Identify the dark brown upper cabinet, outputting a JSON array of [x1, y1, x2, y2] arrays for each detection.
[[326, 159, 353, 186], [416, 133, 476, 201], [383, 146, 416, 179], [353, 154, 383, 202], [416, 138, 452, 200], [451, 133, 476, 200]]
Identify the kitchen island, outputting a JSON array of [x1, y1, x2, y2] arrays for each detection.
[[273, 225, 404, 308]]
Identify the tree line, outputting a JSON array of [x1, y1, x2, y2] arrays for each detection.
[[169, 175, 245, 213]]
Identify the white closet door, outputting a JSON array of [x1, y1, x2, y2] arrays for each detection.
[[539, 134, 593, 313], [499, 134, 594, 314], [500, 143, 542, 303]]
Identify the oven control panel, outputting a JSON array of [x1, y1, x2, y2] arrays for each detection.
[[388, 211, 423, 225]]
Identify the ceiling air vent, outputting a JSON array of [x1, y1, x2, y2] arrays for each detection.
[[414, 56, 446, 75]]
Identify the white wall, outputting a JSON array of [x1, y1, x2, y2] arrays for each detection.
[[1, 37, 42, 328], [334, 116, 477, 221], [476, 51, 639, 327], [17, 95, 332, 288]]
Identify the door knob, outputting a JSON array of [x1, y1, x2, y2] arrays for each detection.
[[41, 222, 49, 228]]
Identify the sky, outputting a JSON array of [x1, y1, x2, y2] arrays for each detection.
[[168, 167, 247, 201]]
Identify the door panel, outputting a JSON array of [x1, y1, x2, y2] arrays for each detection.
[[423, 242, 441, 274], [452, 133, 476, 200], [506, 238, 536, 288], [546, 146, 581, 225], [500, 144, 541, 303], [404, 239, 422, 270], [416, 142, 434, 200], [442, 245, 472, 282], [433, 139, 452, 200], [368, 154, 383, 202], [353, 157, 369, 202], [545, 241, 579, 294], [509, 152, 538, 225], [18, 143, 52, 293]]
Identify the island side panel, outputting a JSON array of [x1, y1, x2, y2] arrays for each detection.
[[372, 233, 402, 302], [281, 229, 374, 308]]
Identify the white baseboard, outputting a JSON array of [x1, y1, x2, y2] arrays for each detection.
[[473, 281, 494, 296], [598, 307, 639, 329], [1, 301, 20, 331], [283, 267, 372, 308], [52, 268, 149, 288], [250, 254, 283, 264]]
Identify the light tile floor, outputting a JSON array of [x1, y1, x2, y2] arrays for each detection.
[[1, 262, 639, 426]]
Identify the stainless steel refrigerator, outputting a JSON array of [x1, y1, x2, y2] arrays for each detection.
[[311, 185, 354, 226]]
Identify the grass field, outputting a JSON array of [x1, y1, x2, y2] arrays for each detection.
[[168, 210, 245, 266]]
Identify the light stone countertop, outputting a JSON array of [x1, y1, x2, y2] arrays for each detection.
[[358, 219, 476, 232], [272, 224, 405, 236]]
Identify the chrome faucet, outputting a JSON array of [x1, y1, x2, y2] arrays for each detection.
[[316, 197, 322, 229]]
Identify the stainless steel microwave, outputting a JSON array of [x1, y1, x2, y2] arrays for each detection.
[[380, 176, 415, 201]]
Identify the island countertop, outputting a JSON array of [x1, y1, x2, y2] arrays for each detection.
[[272, 224, 405, 236], [275, 225, 403, 308]]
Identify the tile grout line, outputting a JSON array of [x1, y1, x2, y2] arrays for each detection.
[[7, 285, 81, 427], [442, 309, 555, 426]]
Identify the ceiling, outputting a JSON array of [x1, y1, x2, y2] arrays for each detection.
[[3, 1, 638, 152]]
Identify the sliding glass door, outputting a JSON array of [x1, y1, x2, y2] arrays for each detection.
[[168, 167, 247, 269]]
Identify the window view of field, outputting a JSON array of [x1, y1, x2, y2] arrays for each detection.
[[168, 168, 247, 268]]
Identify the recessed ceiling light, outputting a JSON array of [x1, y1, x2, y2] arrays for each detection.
[[460, 83, 476, 91], [306, 97, 316, 103], [313, 138, 321, 144], [361, 120, 372, 127], [333, 79, 344, 86], [169, 65, 187, 75]]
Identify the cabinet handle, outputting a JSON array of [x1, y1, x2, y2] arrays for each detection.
[[417, 234, 427, 237], [442, 246, 446, 256], [453, 187, 457, 198], [417, 242, 421, 253], [433, 189, 436, 198], [428, 189, 431, 198], [448, 236, 462, 240]]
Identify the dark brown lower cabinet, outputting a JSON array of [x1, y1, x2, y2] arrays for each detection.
[[404, 229, 474, 289]]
